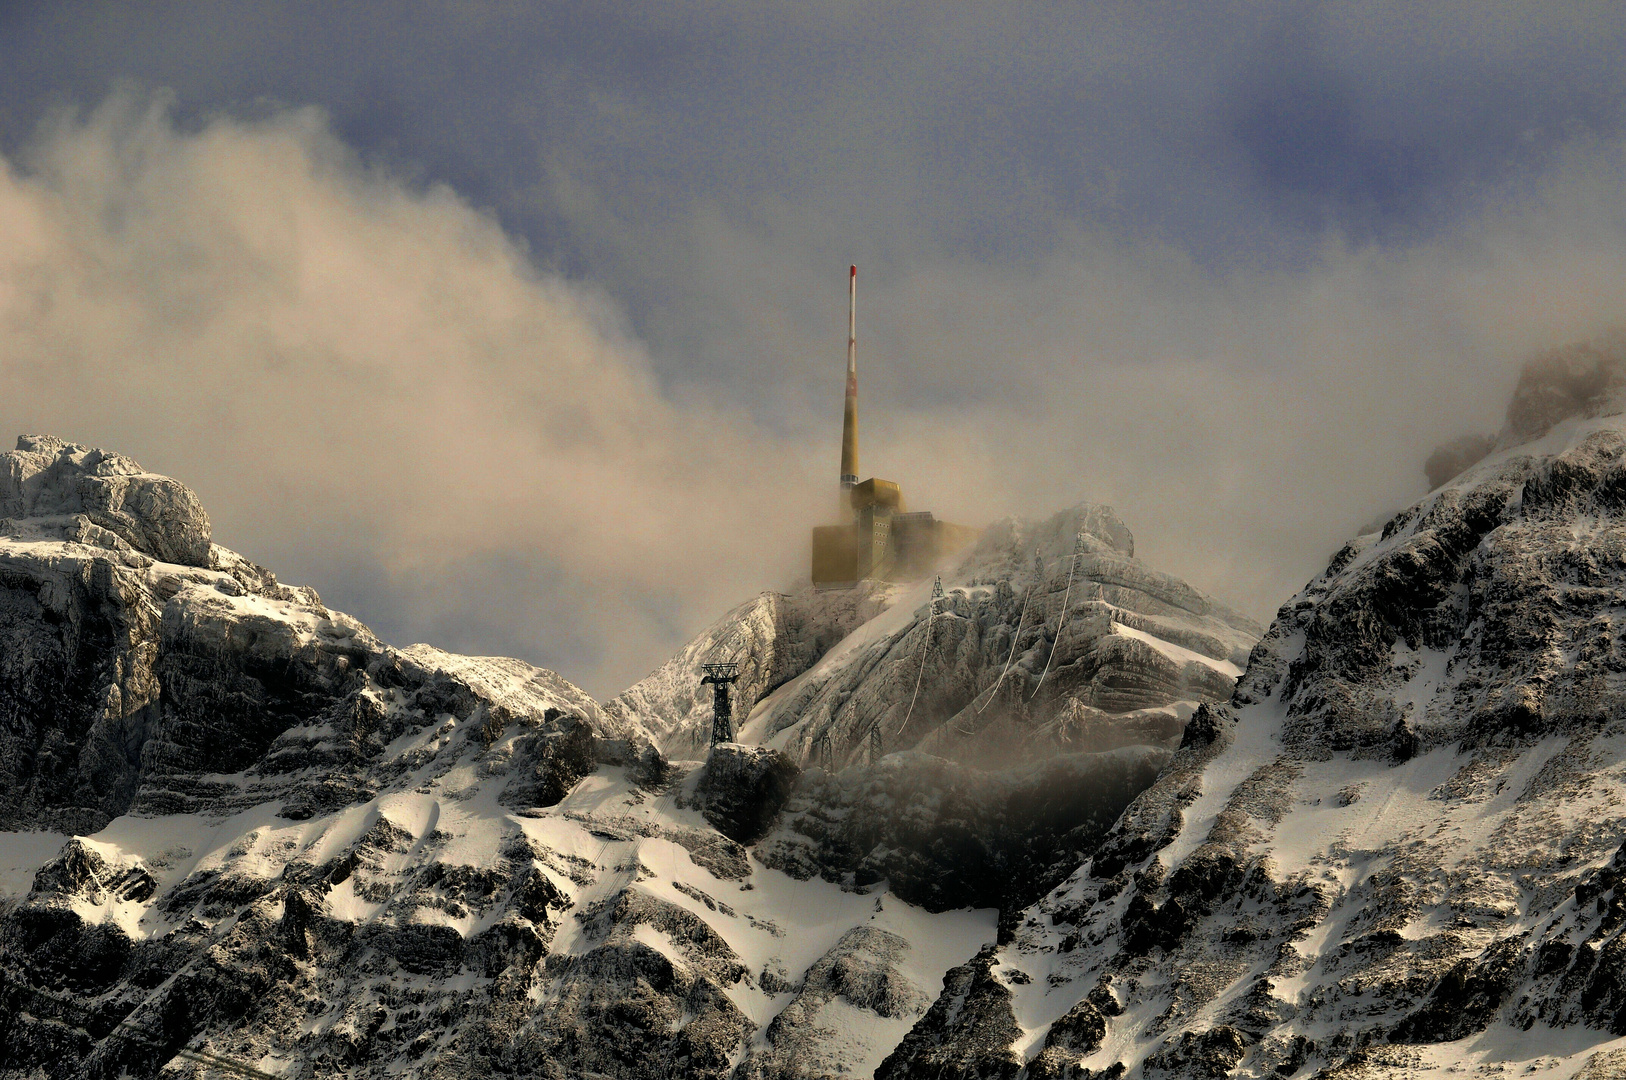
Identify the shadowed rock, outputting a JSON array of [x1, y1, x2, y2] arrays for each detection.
[[1504, 334, 1626, 442], [758, 745, 1169, 918], [1424, 433, 1496, 490], [691, 743, 800, 845]]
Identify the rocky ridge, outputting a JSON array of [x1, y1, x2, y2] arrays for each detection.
[[616, 503, 1261, 774]]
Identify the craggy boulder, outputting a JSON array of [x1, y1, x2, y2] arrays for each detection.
[[691, 743, 800, 845]]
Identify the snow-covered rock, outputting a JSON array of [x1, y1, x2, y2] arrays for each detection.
[[0, 434, 1024, 1080], [689, 743, 802, 845], [728, 503, 1261, 771], [612, 502, 1259, 773], [606, 584, 897, 759], [1, 434, 212, 566], [28, 322, 1626, 1080]]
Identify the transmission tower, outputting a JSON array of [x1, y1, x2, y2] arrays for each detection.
[[700, 662, 741, 744], [868, 724, 884, 764], [815, 729, 835, 771]]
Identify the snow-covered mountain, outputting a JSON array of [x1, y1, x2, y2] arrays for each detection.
[[12, 333, 1626, 1080], [877, 339, 1626, 1079], [612, 504, 1261, 771], [0, 435, 1171, 1079]]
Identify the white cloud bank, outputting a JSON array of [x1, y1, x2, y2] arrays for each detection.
[[4, 93, 1626, 695]]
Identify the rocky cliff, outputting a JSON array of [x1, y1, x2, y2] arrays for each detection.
[[874, 339, 1626, 1079]]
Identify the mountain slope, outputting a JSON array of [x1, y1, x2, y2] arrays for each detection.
[[0, 435, 1163, 1080], [604, 585, 896, 760]]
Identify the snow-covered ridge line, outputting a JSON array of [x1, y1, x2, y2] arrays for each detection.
[[0, 432, 1173, 1079]]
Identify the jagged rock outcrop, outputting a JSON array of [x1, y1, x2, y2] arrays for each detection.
[[1, 434, 212, 566], [736, 926, 936, 1080], [688, 742, 801, 845], [878, 338, 1626, 1078], [1423, 433, 1496, 490], [0, 435, 635, 835], [876, 943, 1024, 1080], [678, 504, 1261, 773], [605, 584, 895, 759]]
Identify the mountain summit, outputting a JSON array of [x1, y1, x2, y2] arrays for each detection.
[[611, 502, 1260, 769], [6, 335, 1626, 1079]]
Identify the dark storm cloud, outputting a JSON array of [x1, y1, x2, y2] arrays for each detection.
[[1, 4, 1625, 694]]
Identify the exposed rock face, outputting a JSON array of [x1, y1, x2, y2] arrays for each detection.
[[605, 584, 895, 760], [876, 943, 1023, 1080], [737, 926, 936, 1080], [1, 435, 211, 566], [714, 504, 1259, 773], [759, 747, 1169, 918], [689, 742, 801, 845], [1503, 332, 1626, 442], [0, 434, 636, 836], [1422, 432, 1495, 490], [499, 712, 600, 809], [877, 344, 1626, 1078]]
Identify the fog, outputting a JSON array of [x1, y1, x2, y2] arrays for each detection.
[[2, 5, 1626, 695]]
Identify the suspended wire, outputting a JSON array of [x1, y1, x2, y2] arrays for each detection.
[[971, 552, 1045, 719], [896, 623, 932, 736], [1027, 535, 1085, 702], [896, 578, 944, 735]]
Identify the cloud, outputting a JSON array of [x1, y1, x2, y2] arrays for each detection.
[[0, 92, 824, 694], [621, 136, 1626, 627], [3, 87, 1626, 700]]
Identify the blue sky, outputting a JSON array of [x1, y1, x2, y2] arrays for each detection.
[[2, 3, 1625, 692]]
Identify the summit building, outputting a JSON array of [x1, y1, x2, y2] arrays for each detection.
[[811, 266, 977, 587]]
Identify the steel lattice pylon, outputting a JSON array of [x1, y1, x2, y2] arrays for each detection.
[[700, 662, 741, 744]]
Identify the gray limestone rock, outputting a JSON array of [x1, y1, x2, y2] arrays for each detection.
[[757, 745, 1169, 918], [610, 503, 1260, 774], [875, 943, 1023, 1080], [736, 927, 934, 1080], [1, 435, 212, 566], [499, 711, 599, 808], [877, 338, 1626, 1079]]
